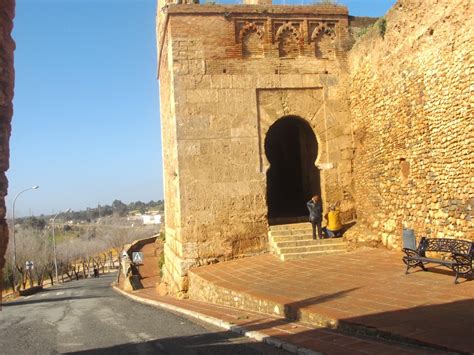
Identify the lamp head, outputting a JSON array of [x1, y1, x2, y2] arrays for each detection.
[[32, 186, 39, 189]]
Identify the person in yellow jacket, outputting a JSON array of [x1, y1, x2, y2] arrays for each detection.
[[324, 203, 343, 238]]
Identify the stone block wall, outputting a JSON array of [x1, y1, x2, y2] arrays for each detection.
[[348, 0, 473, 248], [157, 3, 355, 295], [0, 0, 14, 280]]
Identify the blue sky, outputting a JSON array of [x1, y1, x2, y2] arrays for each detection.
[[8, 0, 395, 217]]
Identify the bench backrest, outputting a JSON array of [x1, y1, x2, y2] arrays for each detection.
[[418, 237, 473, 255]]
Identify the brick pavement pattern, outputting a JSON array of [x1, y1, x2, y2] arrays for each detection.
[[127, 241, 471, 354], [188, 249, 474, 353], [137, 242, 160, 289]]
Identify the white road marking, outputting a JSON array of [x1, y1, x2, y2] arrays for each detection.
[[56, 292, 64, 296], [24, 295, 33, 300], [41, 294, 47, 297]]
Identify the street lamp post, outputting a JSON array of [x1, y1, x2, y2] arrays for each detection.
[[12, 185, 39, 292], [51, 208, 71, 284]]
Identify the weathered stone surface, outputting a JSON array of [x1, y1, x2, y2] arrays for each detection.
[[158, 0, 473, 295], [157, 2, 354, 294], [0, 0, 14, 281], [348, 0, 474, 249]]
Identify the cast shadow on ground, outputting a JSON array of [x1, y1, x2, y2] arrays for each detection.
[[65, 330, 287, 355], [1, 295, 107, 307], [224, 288, 359, 333], [342, 298, 474, 353], [235, 298, 474, 353], [408, 265, 473, 283], [65, 299, 473, 354], [283, 287, 360, 320]]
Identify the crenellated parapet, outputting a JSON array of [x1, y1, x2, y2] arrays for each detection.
[[157, 4, 350, 77]]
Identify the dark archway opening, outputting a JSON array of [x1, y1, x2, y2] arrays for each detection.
[[265, 116, 320, 223]]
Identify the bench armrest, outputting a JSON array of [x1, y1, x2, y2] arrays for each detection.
[[452, 252, 473, 262], [402, 248, 420, 258]]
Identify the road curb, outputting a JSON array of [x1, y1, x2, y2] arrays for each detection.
[[112, 285, 322, 355]]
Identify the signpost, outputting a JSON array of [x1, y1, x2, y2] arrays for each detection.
[[25, 261, 34, 270], [132, 252, 144, 265], [25, 261, 34, 288], [131, 252, 144, 288]]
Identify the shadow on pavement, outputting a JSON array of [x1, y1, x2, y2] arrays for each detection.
[[2, 295, 108, 307], [206, 294, 471, 353], [65, 330, 285, 355], [283, 287, 359, 320], [343, 298, 474, 354]]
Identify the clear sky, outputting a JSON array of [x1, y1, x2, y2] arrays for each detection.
[[8, 0, 395, 217]]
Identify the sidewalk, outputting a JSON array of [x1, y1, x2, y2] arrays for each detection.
[[115, 242, 468, 354]]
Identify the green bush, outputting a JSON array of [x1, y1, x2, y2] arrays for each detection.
[[378, 18, 387, 39]]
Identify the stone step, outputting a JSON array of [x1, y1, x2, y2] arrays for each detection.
[[280, 249, 347, 261], [271, 238, 345, 248], [277, 243, 347, 254], [269, 228, 314, 237], [270, 233, 316, 242], [269, 223, 348, 261], [269, 222, 311, 231]]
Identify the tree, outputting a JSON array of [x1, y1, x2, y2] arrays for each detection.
[[4, 227, 52, 290], [112, 200, 128, 217], [21, 216, 46, 230]]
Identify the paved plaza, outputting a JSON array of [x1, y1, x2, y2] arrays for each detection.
[[129, 244, 473, 354]]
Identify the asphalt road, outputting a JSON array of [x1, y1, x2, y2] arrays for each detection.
[[0, 273, 288, 355]]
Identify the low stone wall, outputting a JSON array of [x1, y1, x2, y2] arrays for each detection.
[[127, 235, 158, 256], [188, 269, 337, 328], [120, 235, 158, 292]]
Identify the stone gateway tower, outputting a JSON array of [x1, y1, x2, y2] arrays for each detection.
[[157, 0, 474, 295], [157, 0, 357, 295]]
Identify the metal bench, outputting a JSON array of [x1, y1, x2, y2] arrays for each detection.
[[402, 237, 473, 284]]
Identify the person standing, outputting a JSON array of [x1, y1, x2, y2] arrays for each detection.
[[307, 195, 323, 240]]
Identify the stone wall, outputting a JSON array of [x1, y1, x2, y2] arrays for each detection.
[[0, 0, 14, 283], [348, 0, 473, 248], [157, 3, 355, 295]]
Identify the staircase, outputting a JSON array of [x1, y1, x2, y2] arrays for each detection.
[[269, 222, 348, 261]]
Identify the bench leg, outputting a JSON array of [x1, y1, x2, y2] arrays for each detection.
[[454, 270, 473, 284], [405, 264, 410, 275], [404, 261, 426, 274]]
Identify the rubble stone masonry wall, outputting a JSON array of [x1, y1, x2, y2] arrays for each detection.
[[0, 0, 14, 276], [348, 0, 473, 248]]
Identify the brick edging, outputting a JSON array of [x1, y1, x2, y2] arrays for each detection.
[[112, 284, 321, 355]]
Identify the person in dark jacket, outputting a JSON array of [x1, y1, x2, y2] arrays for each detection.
[[307, 195, 323, 239]]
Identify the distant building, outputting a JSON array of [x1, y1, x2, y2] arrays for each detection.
[[127, 211, 162, 225], [127, 213, 143, 221], [142, 214, 162, 225]]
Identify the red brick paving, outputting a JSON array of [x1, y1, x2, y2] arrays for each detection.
[[132, 288, 446, 355], [190, 248, 474, 353], [127, 243, 465, 354], [136, 242, 160, 289]]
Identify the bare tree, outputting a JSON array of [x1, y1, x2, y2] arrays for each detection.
[[103, 225, 156, 283]]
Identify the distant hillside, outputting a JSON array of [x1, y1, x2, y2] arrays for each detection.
[[16, 199, 164, 227]]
